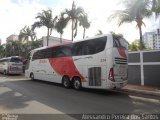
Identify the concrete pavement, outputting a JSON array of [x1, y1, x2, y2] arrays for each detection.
[[0, 74, 160, 97], [121, 84, 160, 97], [0, 77, 160, 114]]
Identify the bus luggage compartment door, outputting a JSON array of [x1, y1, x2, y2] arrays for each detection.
[[88, 67, 101, 86]]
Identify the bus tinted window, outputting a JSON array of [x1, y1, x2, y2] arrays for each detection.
[[10, 58, 21, 63], [31, 36, 107, 60], [32, 51, 40, 60], [113, 37, 128, 50], [73, 36, 107, 56], [53, 45, 72, 58]]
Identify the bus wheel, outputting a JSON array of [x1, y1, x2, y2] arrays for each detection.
[[62, 76, 71, 88], [30, 73, 34, 80], [73, 77, 81, 90]]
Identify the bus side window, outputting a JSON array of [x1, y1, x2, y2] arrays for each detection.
[[32, 51, 39, 61], [83, 45, 90, 55], [72, 43, 81, 56], [74, 41, 92, 56], [72, 36, 107, 56], [82, 44, 93, 55], [61, 47, 72, 57], [57, 51, 65, 57], [46, 48, 53, 58]]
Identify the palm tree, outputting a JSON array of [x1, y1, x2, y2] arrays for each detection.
[[79, 14, 90, 39], [19, 26, 37, 43], [95, 30, 103, 36], [109, 0, 152, 49], [151, 0, 160, 17], [55, 14, 68, 42], [110, 31, 123, 37], [62, 1, 85, 41], [32, 9, 57, 46]]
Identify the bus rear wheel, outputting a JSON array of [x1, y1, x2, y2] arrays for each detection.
[[30, 73, 34, 80], [73, 77, 81, 90], [62, 76, 71, 88]]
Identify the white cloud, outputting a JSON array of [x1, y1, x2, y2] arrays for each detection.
[[0, 0, 159, 44], [0, 0, 47, 43]]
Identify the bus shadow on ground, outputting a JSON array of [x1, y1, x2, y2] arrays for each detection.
[[0, 79, 160, 119], [33, 79, 123, 96], [0, 84, 30, 111]]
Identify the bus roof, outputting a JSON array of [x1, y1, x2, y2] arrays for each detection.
[[73, 34, 111, 43], [0, 56, 21, 60], [31, 33, 127, 52]]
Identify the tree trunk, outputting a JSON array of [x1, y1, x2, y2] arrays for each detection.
[[138, 25, 143, 50], [71, 19, 74, 41], [47, 28, 50, 46], [60, 34, 62, 43], [83, 28, 86, 39]]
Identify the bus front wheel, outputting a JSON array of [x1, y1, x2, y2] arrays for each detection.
[[30, 73, 34, 80], [62, 76, 71, 88], [73, 77, 81, 90]]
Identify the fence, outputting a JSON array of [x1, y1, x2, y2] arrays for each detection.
[[128, 50, 160, 87]]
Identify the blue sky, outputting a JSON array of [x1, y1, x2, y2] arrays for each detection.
[[0, 0, 159, 44]]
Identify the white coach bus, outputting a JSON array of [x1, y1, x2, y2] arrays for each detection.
[[0, 56, 23, 75], [25, 34, 128, 90]]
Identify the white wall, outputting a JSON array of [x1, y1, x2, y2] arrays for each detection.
[[41, 36, 71, 46]]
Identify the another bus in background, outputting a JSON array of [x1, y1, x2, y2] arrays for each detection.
[[0, 56, 23, 75]]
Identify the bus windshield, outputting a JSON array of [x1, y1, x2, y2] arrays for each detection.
[[10, 58, 22, 63], [113, 37, 128, 50]]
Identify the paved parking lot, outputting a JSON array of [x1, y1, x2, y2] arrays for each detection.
[[0, 74, 160, 115]]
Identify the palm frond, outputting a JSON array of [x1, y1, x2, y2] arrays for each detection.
[[32, 22, 43, 30]]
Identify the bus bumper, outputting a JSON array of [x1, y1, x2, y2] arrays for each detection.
[[106, 80, 128, 89], [8, 71, 23, 75]]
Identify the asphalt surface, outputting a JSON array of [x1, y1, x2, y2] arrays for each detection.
[[0, 74, 160, 119]]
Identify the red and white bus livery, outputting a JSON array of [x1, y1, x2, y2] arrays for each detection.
[[25, 34, 128, 90]]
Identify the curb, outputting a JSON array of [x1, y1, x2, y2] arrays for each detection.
[[119, 88, 160, 97]]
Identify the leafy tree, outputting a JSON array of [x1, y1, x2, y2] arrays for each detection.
[[5, 40, 41, 59], [79, 14, 90, 39], [0, 45, 5, 58], [32, 9, 57, 46], [5, 41, 22, 57], [129, 43, 139, 51], [129, 40, 146, 51], [151, 0, 160, 17], [55, 14, 68, 42], [62, 1, 85, 41], [109, 0, 152, 50]]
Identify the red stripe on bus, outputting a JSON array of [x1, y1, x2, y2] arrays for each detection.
[[48, 57, 84, 80], [118, 48, 127, 58]]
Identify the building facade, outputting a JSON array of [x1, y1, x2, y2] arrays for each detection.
[[143, 32, 155, 49], [6, 34, 19, 43], [153, 29, 160, 49], [143, 29, 160, 49], [39, 36, 71, 46]]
